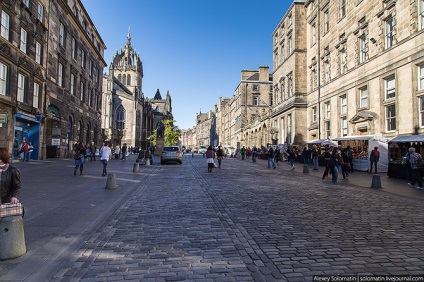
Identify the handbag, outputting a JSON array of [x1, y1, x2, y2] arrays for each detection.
[[0, 202, 24, 218]]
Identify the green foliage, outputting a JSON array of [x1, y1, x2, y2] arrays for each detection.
[[146, 120, 181, 147], [164, 119, 181, 146], [147, 129, 157, 146]]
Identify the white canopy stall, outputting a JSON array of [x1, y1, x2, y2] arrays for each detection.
[[333, 135, 389, 172]]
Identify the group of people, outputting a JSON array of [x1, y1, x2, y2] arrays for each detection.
[[205, 145, 225, 172], [73, 141, 122, 176]]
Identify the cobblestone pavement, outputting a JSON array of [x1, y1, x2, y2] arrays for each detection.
[[46, 156, 424, 281]]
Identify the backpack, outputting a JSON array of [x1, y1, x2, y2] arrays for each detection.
[[373, 150, 379, 158]]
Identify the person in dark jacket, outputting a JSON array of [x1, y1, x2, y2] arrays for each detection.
[[206, 146, 215, 172], [407, 147, 423, 189], [267, 145, 276, 169], [369, 146, 380, 174], [0, 147, 21, 204], [73, 142, 86, 176]]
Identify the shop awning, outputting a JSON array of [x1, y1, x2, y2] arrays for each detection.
[[333, 135, 389, 142], [389, 135, 424, 143], [307, 139, 338, 146]]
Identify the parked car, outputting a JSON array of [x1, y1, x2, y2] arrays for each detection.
[[198, 146, 207, 154], [136, 150, 153, 165], [161, 146, 182, 165]]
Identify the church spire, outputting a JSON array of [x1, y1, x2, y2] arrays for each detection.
[[126, 26, 131, 47]]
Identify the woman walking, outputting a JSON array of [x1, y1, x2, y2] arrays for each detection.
[[206, 146, 215, 172], [73, 142, 86, 176], [0, 147, 21, 204]]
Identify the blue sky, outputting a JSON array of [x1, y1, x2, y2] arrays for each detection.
[[81, 0, 292, 130]]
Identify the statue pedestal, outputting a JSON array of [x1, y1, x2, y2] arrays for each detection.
[[155, 138, 164, 156]]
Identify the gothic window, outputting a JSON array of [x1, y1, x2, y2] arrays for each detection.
[[122, 74, 126, 84], [127, 74, 131, 85], [117, 74, 121, 82], [116, 105, 125, 130], [287, 73, 293, 97]]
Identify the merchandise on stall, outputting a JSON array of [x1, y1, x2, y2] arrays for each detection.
[[333, 135, 389, 172], [387, 135, 424, 178]]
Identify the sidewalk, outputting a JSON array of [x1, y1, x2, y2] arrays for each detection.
[[248, 157, 424, 202]]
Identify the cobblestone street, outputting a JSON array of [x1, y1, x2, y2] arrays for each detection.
[[46, 156, 424, 281]]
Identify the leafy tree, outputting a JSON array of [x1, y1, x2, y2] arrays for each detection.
[[164, 119, 181, 146], [146, 120, 181, 147]]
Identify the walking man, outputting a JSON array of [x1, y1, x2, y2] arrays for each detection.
[[369, 146, 380, 174], [407, 147, 423, 190], [267, 145, 276, 169], [100, 141, 112, 176]]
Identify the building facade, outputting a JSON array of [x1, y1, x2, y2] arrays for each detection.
[[305, 0, 424, 141], [0, 0, 106, 160], [102, 31, 144, 148], [271, 0, 308, 147]]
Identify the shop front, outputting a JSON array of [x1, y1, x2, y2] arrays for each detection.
[[388, 135, 424, 178], [333, 135, 389, 172], [13, 112, 42, 161]]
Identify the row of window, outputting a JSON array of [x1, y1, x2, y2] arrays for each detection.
[[309, 65, 424, 136], [0, 61, 100, 111], [0, 62, 41, 108]]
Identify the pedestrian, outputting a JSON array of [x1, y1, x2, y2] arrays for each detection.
[[17, 140, 29, 161], [407, 147, 423, 190], [0, 147, 21, 204], [27, 141, 34, 162], [90, 143, 96, 161], [121, 143, 127, 160], [340, 149, 350, 181], [216, 146, 224, 168], [301, 147, 311, 167], [114, 144, 120, 160], [329, 147, 342, 185], [322, 147, 332, 180], [206, 145, 215, 172], [267, 145, 276, 169], [346, 145, 354, 172], [287, 146, 296, 170], [100, 141, 112, 176], [275, 146, 281, 164], [402, 151, 412, 182], [73, 142, 86, 176], [240, 146, 246, 160], [85, 144, 91, 160], [369, 146, 380, 174], [312, 145, 319, 170]]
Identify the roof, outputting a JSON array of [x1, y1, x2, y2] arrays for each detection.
[[389, 135, 424, 143], [153, 89, 162, 100]]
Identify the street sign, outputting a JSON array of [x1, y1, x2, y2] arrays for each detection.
[[0, 113, 7, 123]]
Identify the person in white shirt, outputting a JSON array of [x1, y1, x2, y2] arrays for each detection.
[[100, 141, 112, 176]]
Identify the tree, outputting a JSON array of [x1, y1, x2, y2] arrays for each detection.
[[146, 119, 181, 147], [163, 119, 181, 146]]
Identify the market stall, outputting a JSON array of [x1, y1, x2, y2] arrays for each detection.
[[333, 135, 389, 172], [387, 135, 424, 178]]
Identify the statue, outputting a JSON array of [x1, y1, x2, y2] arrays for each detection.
[[156, 120, 164, 138]]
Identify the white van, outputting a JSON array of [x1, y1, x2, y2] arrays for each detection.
[[198, 146, 207, 154]]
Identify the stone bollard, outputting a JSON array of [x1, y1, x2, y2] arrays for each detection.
[[146, 158, 151, 166], [0, 216, 26, 260], [192, 152, 194, 158], [105, 173, 117, 189], [371, 174, 381, 188], [303, 164, 309, 173], [133, 163, 139, 173]]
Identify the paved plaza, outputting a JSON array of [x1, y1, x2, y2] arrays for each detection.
[[1, 155, 423, 281]]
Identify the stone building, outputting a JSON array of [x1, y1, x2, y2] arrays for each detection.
[[102, 31, 144, 148], [44, 0, 106, 158], [271, 0, 308, 146], [0, 0, 48, 159], [0, 0, 106, 160], [238, 66, 273, 149], [149, 88, 173, 135], [304, 0, 424, 140]]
